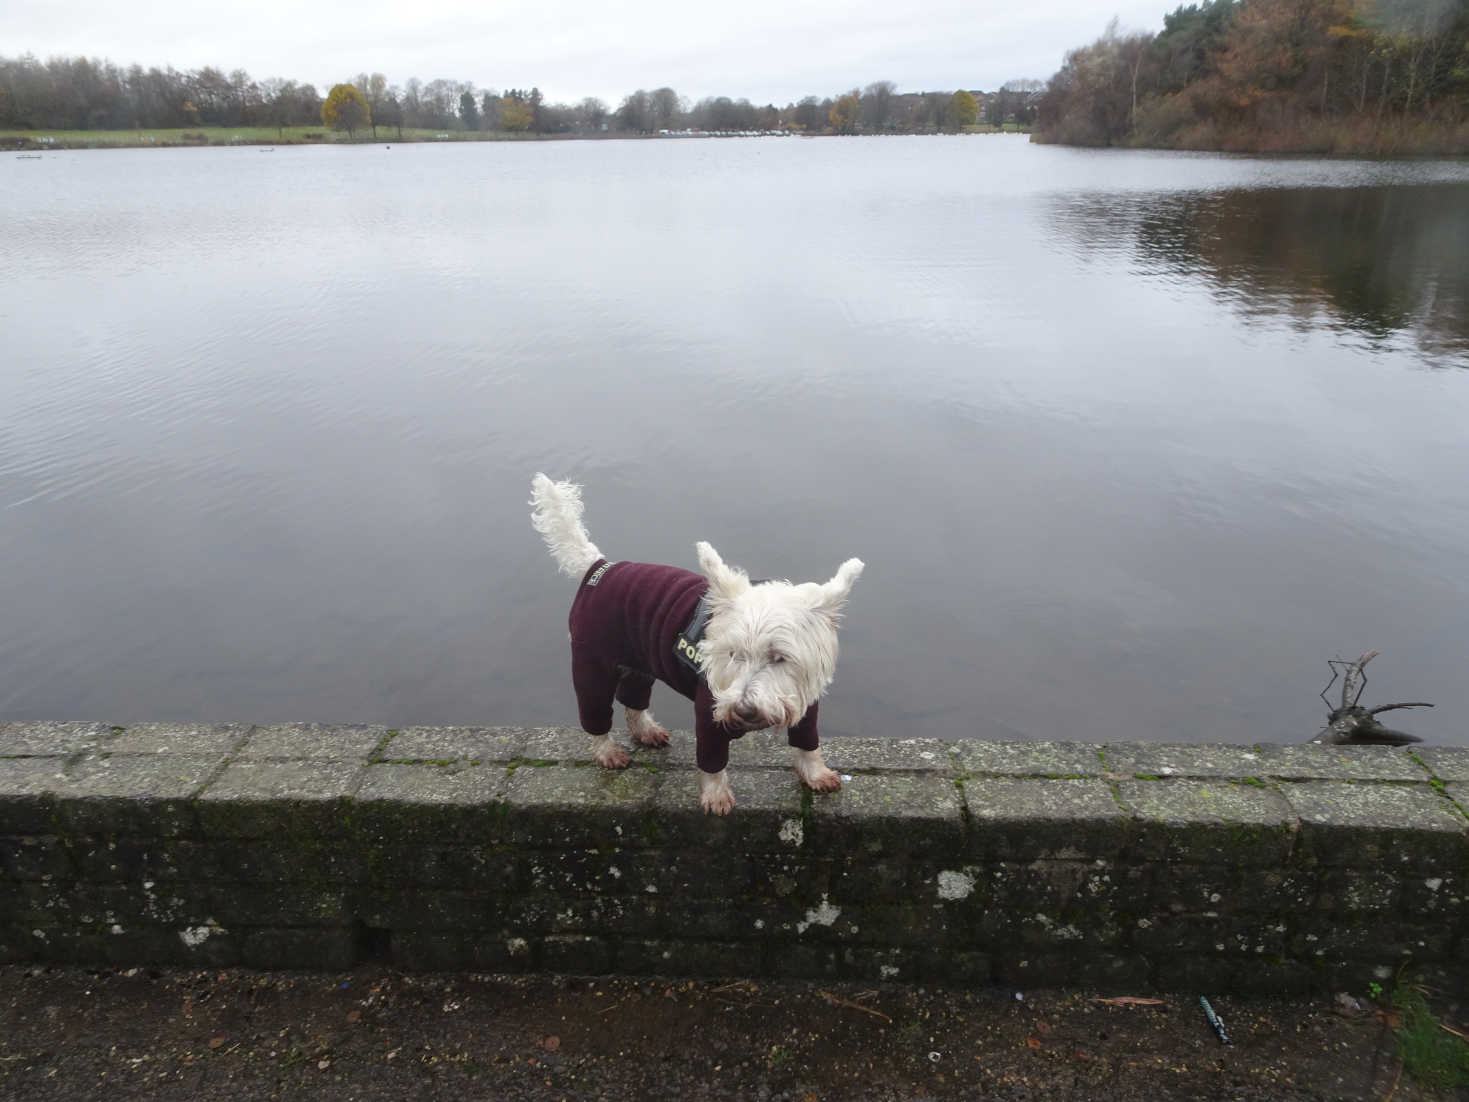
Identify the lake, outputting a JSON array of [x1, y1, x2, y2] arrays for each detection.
[[3, 136, 1468, 747]]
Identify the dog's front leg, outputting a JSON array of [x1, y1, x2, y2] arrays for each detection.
[[794, 747, 842, 793], [699, 769, 736, 815]]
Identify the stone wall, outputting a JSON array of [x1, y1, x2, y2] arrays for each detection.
[[2, 721, 1466, 994]]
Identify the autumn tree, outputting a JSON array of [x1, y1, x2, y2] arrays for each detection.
[[950, 89, 980, 128], [322, 82, 370, 138], [500, 94, 533, 131], [829, 90, 860, 132]]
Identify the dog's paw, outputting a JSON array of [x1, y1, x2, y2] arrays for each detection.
[[592, 737, 630, 770], [700, 789, 736, 815], [800, 767, 843, 793], [699, 770, 736, 815], [794, 748, 843, 793], [630, 723, 670, 748], [625, 708, 671, 748]]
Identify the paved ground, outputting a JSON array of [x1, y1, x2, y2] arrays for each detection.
[[1, 965, 1463, 1101]]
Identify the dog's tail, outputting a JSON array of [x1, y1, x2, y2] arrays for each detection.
[[530, 473, 605, 579]]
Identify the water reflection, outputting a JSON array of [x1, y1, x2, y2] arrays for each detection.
[[1052, 184, 1469, 364]]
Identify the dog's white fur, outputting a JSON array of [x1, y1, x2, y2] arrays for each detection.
[[530, 473, 862, 814]]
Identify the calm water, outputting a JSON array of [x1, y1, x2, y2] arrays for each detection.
[[4, 137, 1468, 747]]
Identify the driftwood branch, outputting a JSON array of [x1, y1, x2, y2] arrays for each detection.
[[1311, 651, 1431, 746]]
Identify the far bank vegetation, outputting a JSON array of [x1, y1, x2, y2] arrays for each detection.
[[0, 55, 1043, 148], [1034, 0, 1469, 153]]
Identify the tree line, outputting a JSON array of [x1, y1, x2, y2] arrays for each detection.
[[0, 54, 1043, 137], [1034, 0, 1469, 152]]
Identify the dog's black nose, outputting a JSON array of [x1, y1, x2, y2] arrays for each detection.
[[734, 704, 760, 725]]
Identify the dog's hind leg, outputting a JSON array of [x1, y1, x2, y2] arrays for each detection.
[[573, 654, 630, 769], [626, 708, 670, 748], [615, 669, 670, 748]]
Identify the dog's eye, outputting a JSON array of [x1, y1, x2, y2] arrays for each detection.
[[769, 652, 786, 664]]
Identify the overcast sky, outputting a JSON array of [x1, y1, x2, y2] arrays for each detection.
[[2, 0, 1168, 105]]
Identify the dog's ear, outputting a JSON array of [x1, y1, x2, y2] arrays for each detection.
[[696, 541, 750, 598], [812, 558, 864, 620]]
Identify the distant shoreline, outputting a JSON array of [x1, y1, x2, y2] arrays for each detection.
[[3, 124, 1030, 152]]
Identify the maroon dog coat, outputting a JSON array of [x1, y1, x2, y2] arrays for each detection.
[[567, 558, 819, 773]]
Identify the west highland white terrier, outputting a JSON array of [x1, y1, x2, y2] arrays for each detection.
[[530, 473, 864, 814]]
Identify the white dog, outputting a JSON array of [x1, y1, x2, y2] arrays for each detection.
[[530, 473, 863, 814]]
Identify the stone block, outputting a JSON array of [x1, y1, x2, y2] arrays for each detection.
[[1315, 867, 1402, 914], [1256, 744, 1429, 782], [239, 926, 359, 969], [1066, 952, 1151, 991], [1401, 870, 1463, 919], [504, 763, 662, 848], [807, 773, 964, 858], [780, 943, 839, 979], [647, 769, 809, 854], [10, 878, 216, 929], [371, 844, 517, 892], [390, 929, 532, 972], [1008, 908, 1126, 952], [962, 778, 1129, 859], [0, 721, 113, 758], [1414, 748, 1469, 782], [992, 952, 1073, 988], [616, 847, 758, 899], [0, 758, 68, 833], [0, 834, 72, 881], [965, 859, 1143, 921], [822, 855, 909, 904], [10, 927, 115, 965], [354, 889, 508, 931], [56, 754, 223, 836], [1448, 782, 1468, 817], [770, 900, 965, 949], [616, 938, 753, 978], [1102, 742, 1273, 780], [916, 948, 992, 986], [823, 738, 958, 774], [954, 740, 1105, 778], [235, 723, 389, 761], [1291, 920, 1450, 962], [1235, 867, 1322, 914], [1115, 780, 1294, 866], [1130, 912, 1291, 958], [838, 945, 918, 982], [103, 923, 240, 968], [501, 893, 662, 939], [1282, 782, 1467, 868], [653, 897, 780, 942], [379, 726, 525, 763], [207, 838, 366, 886], [105, 723, 251, 756], [541, 933, 616, 974], [1159, 955, 1315, 996], [351, 763, 509, 844], [196, 760, 365, 838], [66, 837, 207, 884], [207, 882, 350, 926], [1145, 864, 1239, 916]]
